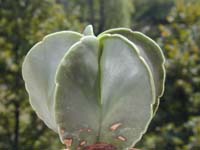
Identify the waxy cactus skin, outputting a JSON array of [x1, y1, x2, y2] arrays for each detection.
[[22, 25, 165, 150]]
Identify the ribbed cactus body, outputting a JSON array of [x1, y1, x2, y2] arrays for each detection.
[[22, 25, 165, 150]]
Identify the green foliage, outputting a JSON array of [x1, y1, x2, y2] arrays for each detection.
[[134, 0, 174, 23], [103, 0, 134, 30], [59, 0, 134, 33], [137, 0, 200, 149], [0, 0, 83, 149]]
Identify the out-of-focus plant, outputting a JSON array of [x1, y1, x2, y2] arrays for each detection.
[[22, 25, 165, 150], [0, 0, 83, 149], [138, 0, 200, 149]]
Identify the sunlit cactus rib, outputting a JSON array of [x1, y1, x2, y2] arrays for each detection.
[[98, 34, 155, 149], [22, 25, 166, 150], [99, 28, 166, 114], [55, 35, 101, 149], [22, 31, 82, 132]]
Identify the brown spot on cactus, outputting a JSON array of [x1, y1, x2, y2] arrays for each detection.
[[64, 138, 73, 148], [117, 135, 127, 142], [109, 122, 122, 131], [60, 128, 65, 134], [79, 128, 84, 132], [83, 143, 117, 150], [80, 140, 87, 146], [79, 128, 92, 133], [87, 128, 92, 132]]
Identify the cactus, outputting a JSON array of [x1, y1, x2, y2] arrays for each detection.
[[22, 25, 165, 150]]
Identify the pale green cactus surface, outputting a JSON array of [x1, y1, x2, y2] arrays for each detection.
[[22, 25, 165, 150]]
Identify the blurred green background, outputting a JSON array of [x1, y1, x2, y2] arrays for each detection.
[[0, 0, 200, 149]]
